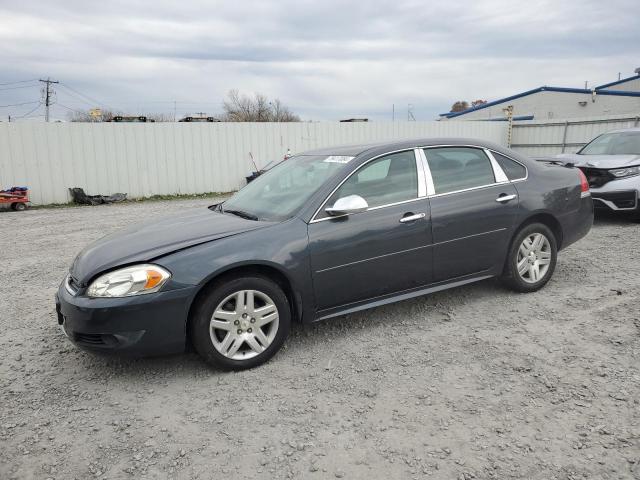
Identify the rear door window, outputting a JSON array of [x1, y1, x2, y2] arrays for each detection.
[[424, 147, 495, 194]]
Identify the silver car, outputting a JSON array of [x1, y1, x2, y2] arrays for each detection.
[[549, 128, 640, 219]]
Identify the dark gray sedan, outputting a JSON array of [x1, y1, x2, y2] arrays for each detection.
[[56, 138, 593, 370]]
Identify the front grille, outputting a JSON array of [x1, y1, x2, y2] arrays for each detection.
[[73, 333, 106, 345], [593, 190, 638, 210], [73, 332, 120, 347], [579, 167, 614, 188]]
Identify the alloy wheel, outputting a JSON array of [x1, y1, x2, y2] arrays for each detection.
[[209, 290, 279, 360], [516, 233, 552, 284]]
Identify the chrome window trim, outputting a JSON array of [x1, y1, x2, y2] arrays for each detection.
[[309, 148, 424, 224], [428, 181, 511, 199], [415, 148, 427, 198], [311, 197, 426, 223], [487, 149, 529, 182], [416, 148, 436, 196], [309, 144, 530, 223], [484, 149, 509, 183]]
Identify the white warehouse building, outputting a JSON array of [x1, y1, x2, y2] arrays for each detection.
[[439, 72, 640, 121]]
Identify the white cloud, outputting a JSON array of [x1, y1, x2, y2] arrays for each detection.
[[0, 0, 638, 121]]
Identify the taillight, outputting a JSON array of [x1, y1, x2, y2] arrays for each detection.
[[578, 169, 589, 192]]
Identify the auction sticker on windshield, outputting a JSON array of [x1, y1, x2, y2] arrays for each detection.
[[323, 156, 354, 164]]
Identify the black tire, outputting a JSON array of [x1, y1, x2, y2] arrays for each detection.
[[501, 223, 557, 293], [13, 203, 26, 211], [190, 275, 291, 370]]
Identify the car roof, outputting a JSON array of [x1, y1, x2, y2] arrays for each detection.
[[301, 137, 510, 157]]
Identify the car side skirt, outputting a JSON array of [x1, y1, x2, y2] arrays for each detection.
[[312, 271, 494, 322]]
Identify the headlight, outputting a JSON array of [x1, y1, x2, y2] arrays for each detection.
[[87, 264, 171, 298], [610, 166, 640, 178]]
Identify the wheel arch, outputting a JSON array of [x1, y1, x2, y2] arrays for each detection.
[[512, 211, 564, 250], [185, 262, 303, 347]]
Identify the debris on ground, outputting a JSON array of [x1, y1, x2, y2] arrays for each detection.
[[69, 187, 127, 205]]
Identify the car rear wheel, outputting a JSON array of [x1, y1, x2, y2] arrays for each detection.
[[501, 223, 557, 293], [190, 275, 291, 370]]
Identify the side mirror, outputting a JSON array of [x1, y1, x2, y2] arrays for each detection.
[[325, 194, 369, 216]]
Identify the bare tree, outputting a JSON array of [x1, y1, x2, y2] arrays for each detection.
[[471, 99, 488, 107], [450, 101, 470, 113], [146, 113, 174, 122], [67, 109, 121, 122], [222, 90, 300, 122], [67, 109, 175, 122]]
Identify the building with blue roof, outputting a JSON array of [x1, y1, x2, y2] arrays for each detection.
[[439, 69, 640, 121]]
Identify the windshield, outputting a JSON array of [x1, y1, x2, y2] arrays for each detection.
[[579, 132, 640, 155], [222, 155, 354, 221]]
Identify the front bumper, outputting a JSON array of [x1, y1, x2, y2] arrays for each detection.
[[589, 175, 640, 212], [56, 279, 198, 355], [591, 190, 638, 211]]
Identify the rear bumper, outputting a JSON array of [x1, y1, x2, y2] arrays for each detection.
[[561, 195, 594, 250], [56, 279, 198, 355]]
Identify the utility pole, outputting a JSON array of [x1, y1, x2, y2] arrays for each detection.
[[39, 78, 59, 122]]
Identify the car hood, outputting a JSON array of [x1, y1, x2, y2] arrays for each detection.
[[553, 153, 640, 169], [70, 208, 269, 285]]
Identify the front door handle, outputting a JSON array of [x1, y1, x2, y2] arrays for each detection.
[[496, 194, 517, 203], [399, 212, 426, 223]]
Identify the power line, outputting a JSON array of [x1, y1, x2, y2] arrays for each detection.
[[58, 82, 114, 111], [0, 84, 39, 92], [56, 103, 86, 114], [0, 79, 38, 86], [13, 102, 42, 119], [0, 100, 40, 108], [57, 85, 101, 108]]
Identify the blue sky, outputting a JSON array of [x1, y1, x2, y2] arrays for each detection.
[[0, 0, 638, 121]]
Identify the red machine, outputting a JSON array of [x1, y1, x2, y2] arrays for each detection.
[[0, 187, 30, 211]]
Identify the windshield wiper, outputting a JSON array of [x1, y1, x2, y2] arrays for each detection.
[[223, 209, 259, 221]]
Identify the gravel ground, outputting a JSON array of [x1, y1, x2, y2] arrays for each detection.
[[1, 198, 639, 480]]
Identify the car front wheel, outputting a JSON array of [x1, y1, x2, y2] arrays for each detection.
[[190, 275, 291, 370], [501, 223, 557, 293]]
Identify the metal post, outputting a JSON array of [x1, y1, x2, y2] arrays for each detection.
[[503, 105, 514, 148], [561, 120, 569, 153]]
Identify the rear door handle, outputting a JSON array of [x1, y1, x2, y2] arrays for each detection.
[[496, 194, 517, 203], [399, 212, 426, 223]]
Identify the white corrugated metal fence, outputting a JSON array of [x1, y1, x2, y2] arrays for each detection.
[[510, 114, 640, 156], [3, 115, 636, 205], [0, 122, 507, 205]]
